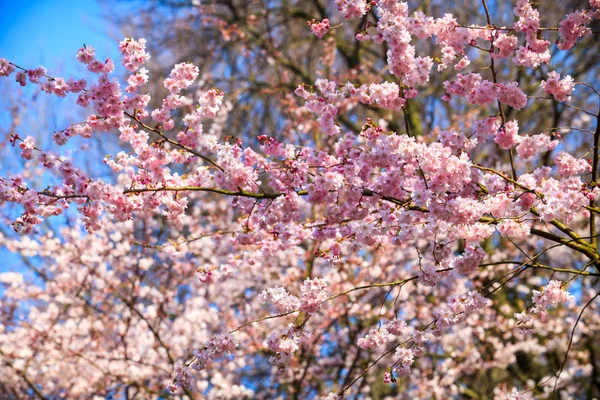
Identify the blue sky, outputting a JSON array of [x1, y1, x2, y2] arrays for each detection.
[[0, 0, 122, 134], [0, 0, 118, 68]]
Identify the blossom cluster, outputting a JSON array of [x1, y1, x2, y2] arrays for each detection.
[[0, 0, 599, 398]]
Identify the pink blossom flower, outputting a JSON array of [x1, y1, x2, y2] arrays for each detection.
[[516, 134, 557, 159], [335, 0, 369, 19], [454, 57, 470, 71], [497, 220, 530, 239], [531, 280, 574, 314], [311, 19, 330, 39], [454, 243, 486, 275], [418, 263, 439, 286], [497, 82, 527, 110], [394, 347, 415, 370], [541, 71, 575, 102], [15, 71, 26, 86], [119, 37, 150, 71], [260, 286, 301, 313], [495, 120, 521, 149], [76, 45, 96, 64], [300, 277, 328, 313], [19, 136, 36, 160], [468, 80, 498, 106], [0, 58, 15, 76], [267, 332, 300, 354], [555, 151, 591, 176], [558, 10, 592, 50], [164, 62, 200, 94], [512, 46, 550, 68], [385, 319, 407, 336], [357, 327, 390, 350], [126, 67, 149, 93], [492, 33, 518, 59], [447, 291, 489, 315], [26, 67, 46, 83]]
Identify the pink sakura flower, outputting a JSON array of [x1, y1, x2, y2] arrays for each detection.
[[558, 10, 592, 50], [511, 1, 551, 66], [367, 82, 406, 109], [447, 291, 489, 315], [191, 333, 237, 371], [385, 319, 407, 336], [418, 263, 439, 287], [512, 46, 551, 68], [0, 272, 23, 286], [454, 57, 470, 71], [497, 220, 530, 239], [555, 151, 591, 176], [126, 67, 149, 93], [67, 78, 87, 93], [355, 32, 369, 41], [541, 71, 575, 102], [394, 347, 415, 375], [530, 280, 574, 314], [119, 37, 150, 71], [495, 120, 521, 149], [26, 67, 45, 83], [514, 310, 532, 325], [52, 78, 69, 97], [475, 116, 501, 140], [335, 0, 369, 19], [357, 327, 390, 350], [198, 88, 224, 118], [454, 243, 486, 275], [437, 45, 457, 71], [513, 0, 541, 33], [516, 192, 536, 212], [52, 131, 68, 146], [468, 80, 498, 106], [76, 45, 96, 64], [209, 333, 237, 352], [164, 62, 199, 94], [497, 82, 527, 110], [434, 308, 457, 329], [409, 11, 435, 39], [266, 332, 300, 354], [86, 56, 115, 74], [311, 19, 330, 39], [15, 71, 26, 86], [299, 277, 328, 313], [76, 91, 90, 107], [260, 286, 301, 313], [165, 383, 179, 394], [19, 136, 36, 160], [516, 134, 557, 159], [443, 73, 482, 100], [492, 33, 518, 59], [172, 364, 193, 390], [0, 58, 15, 76]]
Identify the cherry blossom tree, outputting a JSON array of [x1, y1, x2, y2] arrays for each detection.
[[1, 0, 600, 399]]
